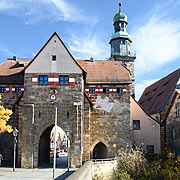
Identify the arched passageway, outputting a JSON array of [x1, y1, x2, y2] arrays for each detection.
[[38, 125, 68, 168], [93, 142, 108, 159], [38, 125, 54, 166]]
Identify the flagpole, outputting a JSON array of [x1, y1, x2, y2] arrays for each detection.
[[53, 107, 57, 178]]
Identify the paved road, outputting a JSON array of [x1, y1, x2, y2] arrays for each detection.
[[0, 156, 76, 180], [41, 155, 68, 168]]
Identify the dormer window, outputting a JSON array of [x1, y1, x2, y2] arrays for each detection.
[[52, 55, 56, 61]]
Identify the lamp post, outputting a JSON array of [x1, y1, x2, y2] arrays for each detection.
[[66, 130, 70, 172], [13, 127, 18, 172]]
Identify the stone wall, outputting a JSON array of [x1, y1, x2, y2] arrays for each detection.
[[66, 160, 117, 180], [0, 85, 23, 167], [166, 93, 180, 154], [21, 73, 84, 168], [84, 84, 131, 158], [92, 160, 117, 178]]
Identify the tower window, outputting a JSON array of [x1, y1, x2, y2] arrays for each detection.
[[120, 22, 125, 31], [52, 55, 56, 61], [103, 87, 109, 94], [39, 75, 48, 85], [120, 40, 125, 44]]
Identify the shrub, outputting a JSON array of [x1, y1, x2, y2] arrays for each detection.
[[116, 145, 148, 179]]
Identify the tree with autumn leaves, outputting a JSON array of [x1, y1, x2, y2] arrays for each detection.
[[0, 96, 13, 134]]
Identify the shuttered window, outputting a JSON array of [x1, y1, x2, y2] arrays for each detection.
[[39, 75, 48, 85], [59, 76, 69, 85], [0, 87, 6, 93]]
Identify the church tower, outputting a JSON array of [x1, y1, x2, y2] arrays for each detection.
[[109, 3, 136, 97]]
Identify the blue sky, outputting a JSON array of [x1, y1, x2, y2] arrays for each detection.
[[0, 0, 180, 100]]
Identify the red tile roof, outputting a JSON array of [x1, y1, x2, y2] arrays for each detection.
[[138, 68, 180, 114], [0, 59, 31, 76], [76, 60, 131, 84], [0, 59, 31, 84]]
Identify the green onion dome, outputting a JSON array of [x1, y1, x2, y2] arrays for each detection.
[[113, 11, 127, 23]]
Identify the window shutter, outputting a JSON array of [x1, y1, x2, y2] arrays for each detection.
[[69, 75, 75, 85], [109, 87, 113, 93], [48, 75, 54, 85], [12, 87, 15, 93], [95, 87, 99, 93], [113, 87, 117, 93], [21, 86, 24, 92], [99, 87, 103, 94], [85, 87, 89, 93], [32, 74, 38, 85], [6, 87, 10, 93], [123, 87, 127, 93], [54, 75, 59, 85]]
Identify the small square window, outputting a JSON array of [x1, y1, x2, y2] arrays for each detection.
[[59, 76, 69, 85], [103, 87, 109, 94], [52, 55, 56, 61], [0, 87, 6, 93], [133, 120, 140, 130], [15, 87, 21, 93], [147, 145, 154, 154], [89, 87, 95, 93], [39, 75, 48, 85]]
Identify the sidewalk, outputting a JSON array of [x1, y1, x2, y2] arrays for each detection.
[[0, 167, 75, 180]]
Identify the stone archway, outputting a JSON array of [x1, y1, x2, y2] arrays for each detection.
[[38, 125, 54, 166], [93, 142, 108, 159]]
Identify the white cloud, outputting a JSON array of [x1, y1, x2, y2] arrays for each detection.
[[132, 16, 180, 74], [0, 1, 18, 10], [68, 33, 110, 60], [131, 0, 180, 75], [0, 0, 95, 24], [135, 79, 159, 101]]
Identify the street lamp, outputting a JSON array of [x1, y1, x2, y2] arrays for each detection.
[[66, 130, 70, 172], [13, 127, 18, 172]]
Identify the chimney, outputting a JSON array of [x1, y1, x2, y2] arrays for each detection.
[[13, 56, 17, 61], [90, 57, 94, 62]]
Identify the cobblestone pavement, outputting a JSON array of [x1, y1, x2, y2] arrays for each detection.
[[0, 167, 75, 180]]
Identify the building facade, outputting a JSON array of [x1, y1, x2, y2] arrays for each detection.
[[139, 68, 180, 150], [131, 97, 160, 154], [0, 4, 141, 168]]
